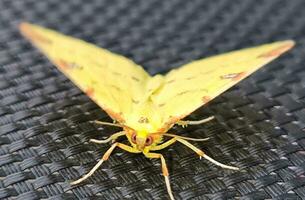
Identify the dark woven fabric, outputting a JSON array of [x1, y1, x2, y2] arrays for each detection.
[[1, 0, 305, 199]]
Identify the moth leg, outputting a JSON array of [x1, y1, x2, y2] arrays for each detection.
[[144, 152, 175, 200], [151, 134, 209, 151], [163, 133, 209, 142], [71, 142, 140, 185], [116, 143, 141, 154], [176, 138, 239, 170], [92, 120, 123, 128], [90, 131, 126, 144], [176, 116, 214, 127], [150, 138, 177, 151]]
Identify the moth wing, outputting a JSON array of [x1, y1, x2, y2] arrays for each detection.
[[151, 40, 294, 131], [20, 22, 151, 123]]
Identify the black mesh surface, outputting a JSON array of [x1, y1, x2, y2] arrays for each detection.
[[1, 0, 305, 199]]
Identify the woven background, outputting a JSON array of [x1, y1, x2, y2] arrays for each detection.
[[1, 0, 305, 199]]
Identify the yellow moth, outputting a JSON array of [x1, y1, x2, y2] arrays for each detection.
[[19, 22, 294, 200]]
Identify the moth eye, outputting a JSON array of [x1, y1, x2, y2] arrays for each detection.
[[145, 136, 153, 146], [131, 133, 137, 144]]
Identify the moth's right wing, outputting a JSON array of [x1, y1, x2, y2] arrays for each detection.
[[150, 41, 294, 131]]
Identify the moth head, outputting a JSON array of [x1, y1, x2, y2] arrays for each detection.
[[125, 127, 162, 151]]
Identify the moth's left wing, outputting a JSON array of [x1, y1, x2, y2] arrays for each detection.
[[151, 41, 295, 131], [19, 23, 151, 123]]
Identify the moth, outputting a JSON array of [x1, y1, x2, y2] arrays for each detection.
[[19, 22, 294, 200]]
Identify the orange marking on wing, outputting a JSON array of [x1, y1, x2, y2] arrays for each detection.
[[257, 42, 295, 58], [85, 87, 94, 97], [158, 116, 182, 133], [202, 96, 211, 103], [55, 59, 69, 70], [55, 59, 75, 71], [232, 72, 246, 81], [104, 108, 125, 123], [19, 23, 52, 45], [220, 72, 246, 81]]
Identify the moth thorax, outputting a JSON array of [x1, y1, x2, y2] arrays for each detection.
[[137, 130, 149, 138]]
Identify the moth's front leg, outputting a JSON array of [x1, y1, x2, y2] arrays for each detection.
[[150, 138, 177, 151], [71, 142, 140, 185], [90, 131, 126, 144], [144, 152, 175, 200]]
